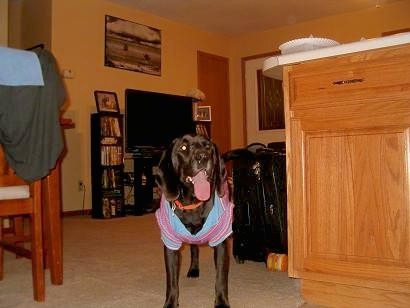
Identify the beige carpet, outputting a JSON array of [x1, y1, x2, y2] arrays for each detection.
[[2, 214, 311, 307]]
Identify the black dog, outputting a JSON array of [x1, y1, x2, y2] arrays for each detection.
[[155, 134, 234, 308]]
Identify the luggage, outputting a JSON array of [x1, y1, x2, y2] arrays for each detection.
[[224, 143, 287, 263]]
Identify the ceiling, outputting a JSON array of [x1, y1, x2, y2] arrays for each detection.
[[108, 0, 403, 36]]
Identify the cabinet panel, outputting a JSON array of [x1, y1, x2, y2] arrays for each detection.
[[289, 45, 410, 110], [305, 129, 409, 265], [302, 279, 410, 308]]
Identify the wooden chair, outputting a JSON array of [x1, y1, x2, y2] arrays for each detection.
[[41, 167, 63, 286], [0, 146, 45, 301]]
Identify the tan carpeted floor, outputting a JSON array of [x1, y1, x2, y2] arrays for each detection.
[[1, 214, 313, 307]]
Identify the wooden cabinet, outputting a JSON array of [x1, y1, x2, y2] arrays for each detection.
[[284, 44, 410, 307]]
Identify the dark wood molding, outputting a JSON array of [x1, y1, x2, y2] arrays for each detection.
[[382, 28, 410, 37], [197, 50, 231, 154], [62, 209, 91, 217]]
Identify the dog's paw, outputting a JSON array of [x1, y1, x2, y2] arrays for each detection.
[[215, 294, 229, 308], [187, 268, 199, 278], [164, 300, 179, 308]]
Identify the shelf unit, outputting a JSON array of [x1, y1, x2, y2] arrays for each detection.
[[91, 113, 125, 218]]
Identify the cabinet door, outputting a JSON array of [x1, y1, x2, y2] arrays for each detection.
[[285, 46, 410, 294]]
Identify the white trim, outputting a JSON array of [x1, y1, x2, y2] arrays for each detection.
[[263, 32, 410, 77]]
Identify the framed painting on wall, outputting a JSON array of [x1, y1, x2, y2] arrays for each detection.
[[242, 52, 285, 145], [256, 69, 284, 131], [195, 106, 212, 121], [94, 90, 120, 113], [104, 15, 161, 76]]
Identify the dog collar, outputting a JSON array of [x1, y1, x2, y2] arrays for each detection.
[[172, 199, 203, 211]]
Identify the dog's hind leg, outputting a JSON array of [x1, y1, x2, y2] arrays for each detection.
[[164, 246, 181, 308], [187, 244, 200, 278], [214, 240, 230, 308]]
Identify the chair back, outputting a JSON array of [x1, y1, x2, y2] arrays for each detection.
[[0, 145, 45, 301], [0, 146, 26, 187]]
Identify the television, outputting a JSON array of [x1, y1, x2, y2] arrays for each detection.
[[125, 89, 196, 155]]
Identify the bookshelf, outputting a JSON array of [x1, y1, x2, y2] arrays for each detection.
[[91, 113, 125, 218]]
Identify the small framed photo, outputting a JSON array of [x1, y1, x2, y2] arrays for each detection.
[[196, 106, 212, 121], [94, 91, 120, 113]]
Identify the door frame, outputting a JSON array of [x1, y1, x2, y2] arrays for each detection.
[[241, 51, 285, 145], [197, 50, 231, 153]]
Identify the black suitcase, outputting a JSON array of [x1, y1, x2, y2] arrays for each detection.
[[224, 143, 287, 263]]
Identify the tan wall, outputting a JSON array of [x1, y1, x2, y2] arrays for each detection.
[[8, 0, 51, 49], [8, 0, 22, 48], [0, 0, 8, 46], [9, 0, 52, 49], [10, 0, 409, 212], [51, 0, 230, 212], [229, 1, 410, 148]]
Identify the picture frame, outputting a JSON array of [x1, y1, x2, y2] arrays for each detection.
[[94, 91, 120, 113], [196, 106, 212, 121], [242, 52, 285, 145], [105, 15, 161, 76]]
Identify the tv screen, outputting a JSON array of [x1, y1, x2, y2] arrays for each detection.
[[125, 89, 195, 153]]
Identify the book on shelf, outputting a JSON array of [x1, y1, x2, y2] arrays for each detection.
[[101, 146, 123, 165], [101, 168, 122, 189], [102, 197, 123, 218], [100, 116, 121, 137], [196, 123, 209, 138]]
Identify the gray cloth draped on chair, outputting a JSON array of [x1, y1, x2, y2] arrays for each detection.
[[0, 49, 66, 182]]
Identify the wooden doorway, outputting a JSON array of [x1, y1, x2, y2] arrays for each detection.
[[197, 51, 231, 155]]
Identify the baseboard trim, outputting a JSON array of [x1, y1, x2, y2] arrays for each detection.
[[62, 209, 91, 216]]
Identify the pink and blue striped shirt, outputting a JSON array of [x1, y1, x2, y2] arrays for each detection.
[[155, 190, 234, 250]]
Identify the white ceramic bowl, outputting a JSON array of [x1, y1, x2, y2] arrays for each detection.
[[279, 37, 340, 55]]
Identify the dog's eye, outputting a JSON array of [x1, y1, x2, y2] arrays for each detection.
[[180, 144, 188, 151]]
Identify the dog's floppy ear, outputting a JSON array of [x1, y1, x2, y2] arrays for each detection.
[[212, 142, 227, 197], [155, 139, 180, 201]]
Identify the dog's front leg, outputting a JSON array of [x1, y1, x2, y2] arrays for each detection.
[[164, 246, 181, 308], [213, 240, 230, 308]]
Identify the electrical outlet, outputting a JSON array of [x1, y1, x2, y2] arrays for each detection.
[[78, 180, 85, 191]]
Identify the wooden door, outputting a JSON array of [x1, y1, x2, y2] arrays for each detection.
[[285, 44, 410, 306], [197, 51, 230, 154]]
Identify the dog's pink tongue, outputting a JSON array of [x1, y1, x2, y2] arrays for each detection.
[[193, 170, 210, 201]]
